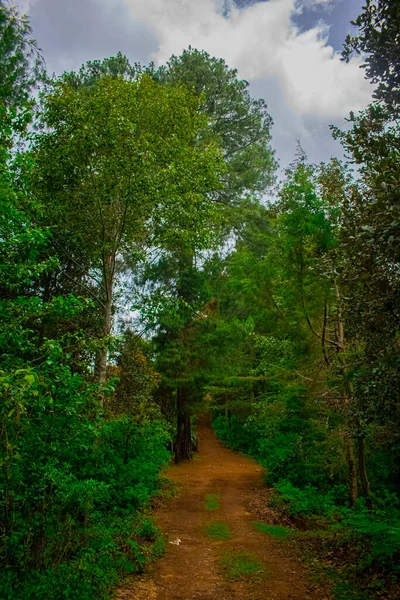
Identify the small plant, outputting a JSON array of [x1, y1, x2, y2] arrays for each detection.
[[252, 521, 294, 540], [219, 549, 264, 581], [205, 521, 233, 540], [137, 519, 159, 539], [151, 535, 166, 559], [204, 493, 220, 511]]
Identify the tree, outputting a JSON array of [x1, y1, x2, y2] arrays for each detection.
[[64, 51, 138, 88], [335, 0, 400, 505], [143, 49, 276, 461], [154, 47, 277, 202], [32, 71, 223, 386], [0, 24, 172, 593], [343, 0, 400, 114], [0, 1, 44, 109]]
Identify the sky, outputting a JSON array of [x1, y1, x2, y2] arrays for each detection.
[[17, 0, 373, 170]]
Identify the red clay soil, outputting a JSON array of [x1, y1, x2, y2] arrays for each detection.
[[116, 416, 326, 600]]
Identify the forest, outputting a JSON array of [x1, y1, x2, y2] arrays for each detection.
[[0, 1, 399, 599]]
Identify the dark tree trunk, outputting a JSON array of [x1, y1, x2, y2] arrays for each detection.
[[358, 435, 373, 510], [173, 250, 195, 463], [174, 386, 192, 463], [344, 432, 358, 506]]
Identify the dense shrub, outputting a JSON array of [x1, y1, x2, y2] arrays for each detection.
[[0, 355, 170, 599]]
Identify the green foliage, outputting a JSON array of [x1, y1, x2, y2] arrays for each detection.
[[213, 414, 254, 455], [1, 2, 400, 597], [140, 47, 277, 462], [108, 332, 161, 418], [64, 52, 139, 88], [0, 2, 44, 108], [0, 37, 171, 597], [34, 69, 224, 260], [342, 0, 400, 112], [213, 386, 343, 492], [210, 143, 399, 596], [32, 66, 225, 385], [337, 503, 400, 564], [154, 47, 277, 200], [274, 482, 344, 517], [0, 353, 170, 598]]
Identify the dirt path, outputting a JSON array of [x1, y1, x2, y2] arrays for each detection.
[[116, 416, 322, 600]]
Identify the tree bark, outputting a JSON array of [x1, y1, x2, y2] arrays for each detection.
[[98, 290, 112, 385], [97, 253, 115, 406], [358, 435, 373, 510], [335, 283, 372, 508], [173, 250, 195, 463], [344, 432, 358, 506], [174, 386, 192, 463]]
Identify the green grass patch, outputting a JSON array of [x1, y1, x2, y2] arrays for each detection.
[[204, 493, 220, 511], [205, 521, 233, 540], [219, 549, 264, 581], [252, 521, 294, 540]]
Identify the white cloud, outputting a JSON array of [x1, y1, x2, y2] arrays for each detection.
[[19, 0, 371, 167], [299, 0, 337, 9], [122, 0, 372, 118]]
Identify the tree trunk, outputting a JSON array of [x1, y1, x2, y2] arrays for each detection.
[[174, 386, 192, 463], [98, 289, 112, 385], [335, 283, 368, 508], [344, 432, 358, 506], [358, 435, 373, 510], [173, 250, 195, 463], [97, 254, 115, 407]]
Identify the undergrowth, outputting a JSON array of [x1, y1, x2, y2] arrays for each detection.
[[0, 377, 171, 600]]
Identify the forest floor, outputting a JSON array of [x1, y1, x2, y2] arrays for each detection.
[[116, 416, 330, 600]]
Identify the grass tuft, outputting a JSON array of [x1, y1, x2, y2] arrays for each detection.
[[204, 493, 220, 511], [252, 521, 294, 539], [219, 549, 264, 581], [205, 521, 233, 540]]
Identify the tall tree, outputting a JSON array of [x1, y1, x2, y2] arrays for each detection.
[[0, 1, 44, 109], [334, 0, 400, 503], [145, 49, 276, 461], [343, 0, 400, 114], [32, 71, 223, 386], [155, 47, 277, 202]]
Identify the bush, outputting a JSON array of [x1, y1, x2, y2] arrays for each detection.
[[0, 360, 170, 599], [274, 481, 346, 517], [337, 502, 400, 566]]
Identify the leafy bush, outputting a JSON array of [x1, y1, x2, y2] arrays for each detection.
[[274, 481, 346, 517], [213, 389, 345, 492], [0, 356, 170, 599], [337, 503, 400, 565]]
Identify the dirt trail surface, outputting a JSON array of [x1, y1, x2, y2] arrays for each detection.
[[116, 417, 322, 600]]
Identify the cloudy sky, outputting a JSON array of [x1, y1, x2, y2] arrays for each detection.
[[18, 0, 373, 169]]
